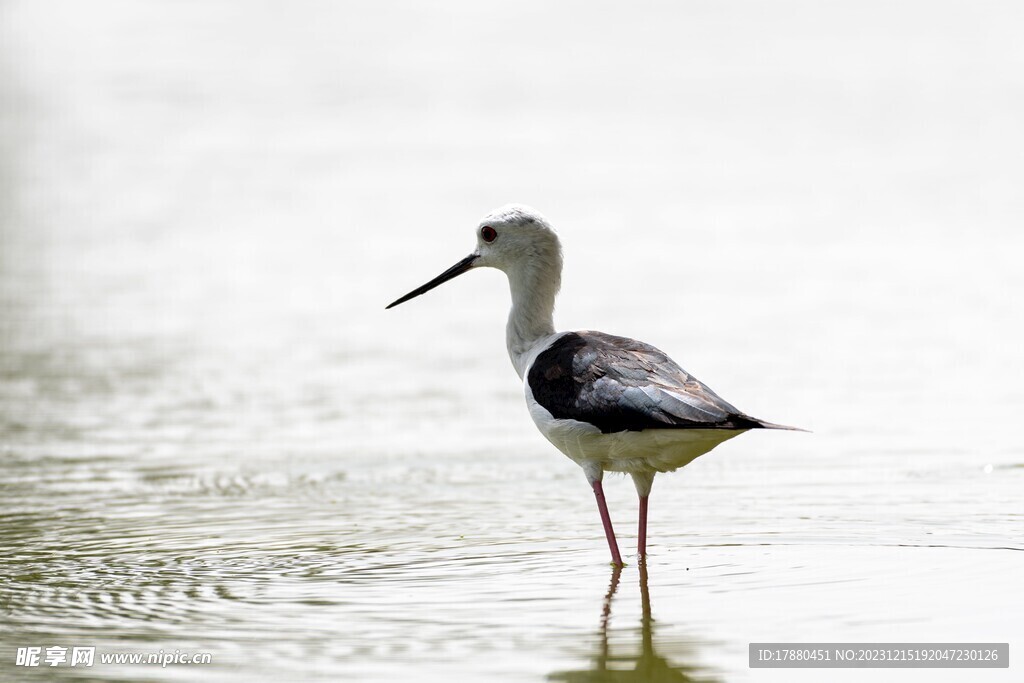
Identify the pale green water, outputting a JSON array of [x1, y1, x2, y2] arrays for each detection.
[[2, 1, 1023, 681]]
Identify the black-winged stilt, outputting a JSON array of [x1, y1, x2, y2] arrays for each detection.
[[387, 205, 800, 566]]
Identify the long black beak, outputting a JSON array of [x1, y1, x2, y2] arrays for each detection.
[[385, 253, 479, 309]]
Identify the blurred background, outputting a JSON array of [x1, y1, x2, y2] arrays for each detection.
[[1, 1, 1022, 681]]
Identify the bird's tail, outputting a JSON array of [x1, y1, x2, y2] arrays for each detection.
[[754, 418, 809, 432]]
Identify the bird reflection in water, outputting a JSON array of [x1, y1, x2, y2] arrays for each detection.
[[549, 561, 718, 683]]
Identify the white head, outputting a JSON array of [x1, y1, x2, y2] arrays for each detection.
[[472, 204, 562, 276], [386, 204, 563, 310]]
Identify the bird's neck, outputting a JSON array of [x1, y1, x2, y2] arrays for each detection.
[[505, 263, 559, 379]]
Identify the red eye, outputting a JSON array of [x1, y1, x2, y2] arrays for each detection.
[[481, 226, 497, 242]]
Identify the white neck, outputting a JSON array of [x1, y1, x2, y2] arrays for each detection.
[[505, 262, 559, 378]]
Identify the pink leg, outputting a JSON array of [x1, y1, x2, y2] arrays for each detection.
[[638, 495, 649, 559], [591, 480, 623, 567]]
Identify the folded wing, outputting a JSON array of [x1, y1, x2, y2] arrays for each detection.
[[529, 331, 769, 434]]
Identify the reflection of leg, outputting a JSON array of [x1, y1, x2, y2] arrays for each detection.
[[591, 480, 623, 567], [599, 564, 623, 667], [638, 495, 649, 558], [639, 557, 652, 638], [638, 556, 655, 664]]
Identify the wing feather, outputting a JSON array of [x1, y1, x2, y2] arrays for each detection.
[[528, 331, 768, 434]]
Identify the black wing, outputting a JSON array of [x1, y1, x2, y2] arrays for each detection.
[[528, 331, 773, 434]]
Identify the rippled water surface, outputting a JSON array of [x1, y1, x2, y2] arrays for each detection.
[[2, 1, 1023, 681]]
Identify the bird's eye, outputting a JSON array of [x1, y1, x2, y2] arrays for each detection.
[[481, 226, 497, 243]]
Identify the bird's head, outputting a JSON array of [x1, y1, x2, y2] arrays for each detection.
[[386, 204, 562, 309], [471, 204, 561, 272]]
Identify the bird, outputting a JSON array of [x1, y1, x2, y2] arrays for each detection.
[[386, 204, 800, 566]]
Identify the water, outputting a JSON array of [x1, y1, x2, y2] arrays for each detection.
[[2, 1, 1022, 681]]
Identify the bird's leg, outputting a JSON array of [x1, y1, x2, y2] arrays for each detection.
[[638, 494, 649, 559], [590, 480, 623, 567], [630, 472, 655, 560]]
